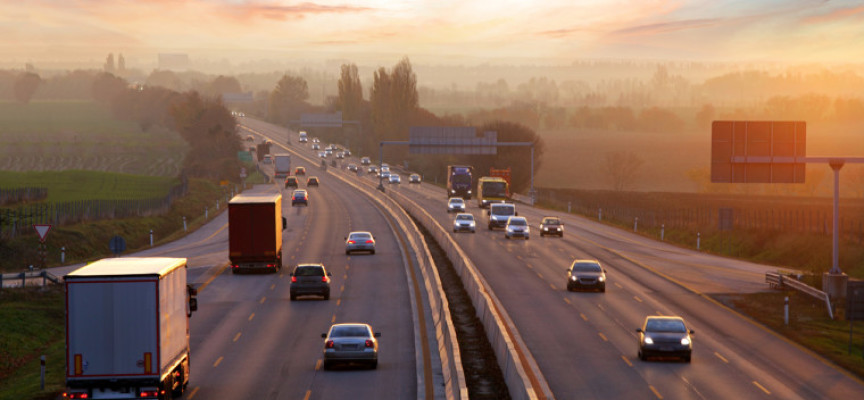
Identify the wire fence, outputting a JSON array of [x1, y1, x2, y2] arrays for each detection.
[[0, 180, 188, 238], [0, 187, 48, 206]]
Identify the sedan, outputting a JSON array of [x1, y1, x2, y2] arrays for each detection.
[[318, 151, 326, 158], [291, 189, 308, 206], [295, 166, 306, 176], [312, 137, 320, 143], [368, 165, 378, 174], [447, 197, 466, 213], [307, 176, 319, 186], [389, 174, 401, 184], [322, 323, 381, 369], [361, 157, 371, 165], [289, 263, 331, 300], [453, 213, 476, 233], [504, 216, 529, 239], [637, 316, 694, 362], [262, 155, 273, 164], [348, 164, 358, 172], [409, 174, 421, 184], [284, 176, 299, 188], [345, 231, 375, 255], [312, 143, 320, 150], [539, 216, 564, 237], [566, 259, 606, 292]]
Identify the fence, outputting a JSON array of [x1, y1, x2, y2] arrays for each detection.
[[0, 186, 47, 206], [535, 188, 864, 241], [0, 180, 187, 238]]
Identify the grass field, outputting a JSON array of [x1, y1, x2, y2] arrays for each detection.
[[0, 170, 176, 202], [0, 101, 186, 177]]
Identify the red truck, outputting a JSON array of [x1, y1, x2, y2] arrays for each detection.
[[228, 192, 286, 273]]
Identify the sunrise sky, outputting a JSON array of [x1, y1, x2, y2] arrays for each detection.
[[3, 0, 863, 68]]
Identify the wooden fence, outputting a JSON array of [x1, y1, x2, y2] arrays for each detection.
[[0, 187, 48, 206]]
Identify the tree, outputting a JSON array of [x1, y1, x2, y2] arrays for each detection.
[[117, 54, 126, 75], [268, 74, 309, 124], [104, 53, 115, 74], [92, 73, 128, 104], [205, 75, 242, 98], [337, 63, 364, 121], [170, 92, 242, 179], [604, 151, 644, 191], [13, 72, 42, 104], [370, 57, 418, 142], [469, 120, 544, 194], [146, 70, 184, 91]]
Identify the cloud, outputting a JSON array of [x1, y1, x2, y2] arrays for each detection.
[[608, 18, 722, 37], [801, 5, 864, 24], [218, 2, 375, 22]]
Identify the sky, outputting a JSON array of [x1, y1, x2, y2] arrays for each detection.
[[2, 0, 864, 68]]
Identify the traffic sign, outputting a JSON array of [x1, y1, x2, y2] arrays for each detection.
[[109, 235, 126, 255], [409, 127, 497, 155], [33, 224, 51, 242], [711, 120, 806, 183]]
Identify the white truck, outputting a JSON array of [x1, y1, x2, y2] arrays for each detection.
[[273, 153, 292, 179], [487, 202, 517, 230], [64, 258, 198, 400]]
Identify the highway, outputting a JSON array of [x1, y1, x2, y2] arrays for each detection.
[[242, 117, 864, 399]]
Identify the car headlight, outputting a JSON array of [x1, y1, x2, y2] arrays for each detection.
[[570, 276, 577, 281], [543, 227, 548, 231], [469, 222, 475, 227], [681, 337, 691, 346], [598, 276, 605, 282], [467, 190, 472, 194], [644, 337, 654, 345], [450, 190, 455, 194]]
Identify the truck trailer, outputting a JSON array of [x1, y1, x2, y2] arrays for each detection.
[[228, 192, 287, 273], [64, 257, 198, 400], [273, 153, 292, 179]]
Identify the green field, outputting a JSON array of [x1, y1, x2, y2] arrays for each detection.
[[0, 170, 176, 202], [0, 101, 186, 177]]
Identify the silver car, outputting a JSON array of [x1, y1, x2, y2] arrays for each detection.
[[290, 264, 332, 300], [345, 231, 375, 255], [389, 174, 401, 184], [322, 323, 381, 369], [453, 213, 476, 233], [504, 216, 530, 239], [447, 197, 466, 213]]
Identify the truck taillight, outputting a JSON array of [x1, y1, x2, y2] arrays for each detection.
[[321, 276, 328, 283], [291, 276, 297, 283], [326, 340, 334, 348], [365, 339, 374, 348], [139, 389, 159, 397], [65, 393, 89, 399]]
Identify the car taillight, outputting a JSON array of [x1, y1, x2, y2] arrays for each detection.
[[365, 240, 374, 244], [348, 240, 356, 244], [65, 393, 89, 399], [232, 264, 238, 269], [291, 276, 297, 283], [365, 339, 374, 348], [322, 276, 328, 282], [326, 340, 334, 348]]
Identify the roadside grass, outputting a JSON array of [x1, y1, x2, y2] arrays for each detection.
[[0, 170, 176, 202], [0, 286, 66, 400], [714, 291, 864, 380]]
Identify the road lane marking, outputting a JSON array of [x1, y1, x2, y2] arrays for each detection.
[[580, 313, 588, 321], [345, 265, 349, 270], [563, 297, 572, 305], [549, 283, 556, 290], [340, 285, 345, 292], [248, 313, 255, 321], [315, 359, 321, 370], [753, 381, 771, 394], [343, 274, 347, 280], [336, 299, 341, 306], [614, 282, 623, 289], [290, 255, 295, 260], [233, 332, 241, 342], [331, 315, 336, 323], [270, 284, 276, 290], [536, 272, 543, 279], [187, 387, 200, 399], [213, 356, 223, 367], [598, 332, 608, 341], [649, 385, 663, 399], [714, 352, 729, 363], [197, 263, 229, 293], [621, 355, 633, 367], [633, 296, 643, 303], [260, 296, 266, 304], [526, 264, 533, 269], [304, 390, 312, 400], [279, 273, 284, 279], [597, 303, 605, 312]]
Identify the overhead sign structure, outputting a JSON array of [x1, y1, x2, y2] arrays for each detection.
[[409, 127, 497, 155], [33, 224, 52, 242], [711, 120, 806, 183], [300, 112, 344, 128]]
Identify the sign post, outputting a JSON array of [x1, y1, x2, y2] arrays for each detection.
[[33, 224, 51, 269]]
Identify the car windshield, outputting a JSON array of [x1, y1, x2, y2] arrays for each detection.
[[349, 233, 371, 240], [543, 219, 560, 225], [330, 325, 370, 338], [294, 266, 324, 276], [294, 190, 305, 196], [450, 199, 464, 205], [572, 263, 601, 272], [492, 205, 515, 216], [456, 215, 473, 221], [645, 319, 687, 333], [509, 218, 527, 226]]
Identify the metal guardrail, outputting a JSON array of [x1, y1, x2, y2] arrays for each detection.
[[766, 272, 834, 319], [0, 270, 62, 289]]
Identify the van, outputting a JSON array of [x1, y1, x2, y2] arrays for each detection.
[[299, 131, 308, 143], [487, 203, 517, 230]]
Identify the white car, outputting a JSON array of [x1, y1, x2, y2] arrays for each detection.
[[453, 213, 476, 233], [447, 197, 466, 213], [505, 216, 530, 240], [389, 174, 401, 184]]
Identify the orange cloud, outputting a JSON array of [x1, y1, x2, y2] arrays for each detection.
[[802, 5, 864, 24], [609, 18, 722, 37], [218, 2, 375, 22]]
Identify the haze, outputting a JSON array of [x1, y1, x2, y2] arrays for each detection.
[[4, 0, 864, 69]]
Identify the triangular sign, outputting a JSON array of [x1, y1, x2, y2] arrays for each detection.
[[33, 224, 52, 242]]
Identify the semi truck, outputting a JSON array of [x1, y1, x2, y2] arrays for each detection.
[[447, 165, 473, 199], [476, 176, 509, 208], [228, 192, 286, 273], [273, 153, 292, 179], [64, 257, 198, 400]]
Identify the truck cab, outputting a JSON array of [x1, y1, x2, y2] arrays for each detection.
[[487, 202, 517, 230]]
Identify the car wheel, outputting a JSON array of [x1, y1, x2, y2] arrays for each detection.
[[453, 229, 457, 233], [472, 230, 476, 234], [290, 293, 296, 301], [345, 250, 351, 255], [323, 360, 332, 370], [370, 360, 378, 369], [638, 351, 646, 361], [371, 250, 376, 255], [323, 291, 330, 300], [600, 287, 606, 293], [684, 354, 692, 363], [505, 235, 510, 239]]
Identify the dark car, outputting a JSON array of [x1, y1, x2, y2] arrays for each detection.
[[566, 260, 606, 292], [307, 176, 319, 186], [290, 264, 331, 300], [637, 316, 694, 362], [295, 166, 306, 176], [539, 217, 564, 237], [285, 176, 299, 188], [291, 189, 308, 206], [409, 174, 421, 184]]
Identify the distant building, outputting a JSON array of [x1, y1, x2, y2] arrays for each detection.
[[158, 53, 189, 70]]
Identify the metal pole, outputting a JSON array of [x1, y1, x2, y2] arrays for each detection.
[[150, 230, 154, 247], [598, 208, 602, 221], [634, 217, 638, 232], [830, 160, 844, 274], [61, 247, 65, 264], [568, 202, 571, 213], [530, 145, 535, 206], [697, 232, 701, 250], [40, 355, 45, 390], [377, 142, 385, 192], [205, 207, 209, 219], [183, 216, 187, 232], [784, 296, 789, 326], [661, 224, 665, 241]]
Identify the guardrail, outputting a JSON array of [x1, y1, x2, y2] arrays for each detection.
[[766, 272, 834, 319], [0, 270, 61, 289], [387, 189, 554, 400]]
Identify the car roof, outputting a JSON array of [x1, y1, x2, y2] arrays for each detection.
[[348, 231, 372, 236], [508, 216, 527, 222], [645, 316, 685, 322], [293, 189, 306, 194]]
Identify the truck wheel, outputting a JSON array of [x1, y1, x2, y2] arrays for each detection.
[[171, 368, 185, 397]]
